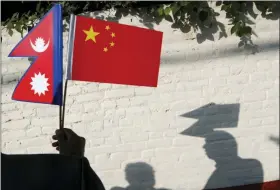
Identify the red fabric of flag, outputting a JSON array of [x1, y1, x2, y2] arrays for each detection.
[[68, 15, 163, 87], [8, 4, 63, 105]]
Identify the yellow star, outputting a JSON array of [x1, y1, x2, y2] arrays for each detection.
[[103, 47, 108, 52], [110, 42, 115, 47], [83, 26, 100, 42], [105, 25, 110, 30], [111, 32, 116, 38]]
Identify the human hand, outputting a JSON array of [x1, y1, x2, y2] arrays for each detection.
[[52, 128, 86, 157]]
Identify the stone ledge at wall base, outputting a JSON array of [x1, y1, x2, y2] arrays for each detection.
[[209, 180, 280, 190]]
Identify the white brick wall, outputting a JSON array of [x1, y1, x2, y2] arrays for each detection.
[[1, 6, 279, 190]]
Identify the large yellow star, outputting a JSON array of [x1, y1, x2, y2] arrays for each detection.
[[83, 26, 100, 42]]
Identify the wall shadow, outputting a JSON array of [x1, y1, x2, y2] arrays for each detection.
[[180, 103, 263, 190], [269, 136, 279, 146], [110, 162, 171, 190]]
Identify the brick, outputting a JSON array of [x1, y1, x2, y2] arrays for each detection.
[[75, 92, 104, 103], [141, 149, 155, 158], [121, 132, 149, 143], [42, 126, 57, 135], [87, 146, 115, 155], [243, 92, 266, 102], [2, 110, 23, 123], [266, 88, 279, 99], [157, 84, 176, 93], [116, 98, 130, 107], [187, 70, 203, 81], [262, 116, 276, 125], [105, 136, 121, 145], [1, 103, 18, 112], [89, 138, 105, 147], [116, 142, 146, 152], [98, 83, 112, 91], [21, 136, 50, 148], [26, 127, 42, 137], [250, 72, 267, 83], [119, 118, 133, 126], [81, 83, 98, 93], [149, 132, 163, 139], [263, 100, 279, 110], [215, 67, 230, 76], [95, 154, 121, 170], [64, 114, 82, 124], [135, 87, 153, 96], [36, 107, 58, 117], [22, 109, 37, 118], [31, 117, 59, 126], [257, 60, 272, 72], [2, 130, 26, 141], [67, 86, 82, 96], [101, 100, 117, 109], [66, 104, 85, 114], [147, 139, 172, 149], [227, 75, 249, 85], [3, 119, 30, 130], [105, 89, 134, 99], [83, 102, 100, 112]]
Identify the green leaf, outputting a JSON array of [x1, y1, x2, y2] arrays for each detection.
[[243, 26, 252, 35], [238, 41, 245, 48], [199, 10, 208, 22], [8, 29, 13, 37], [6, 22, 13, 30], [221, 4, 229, 11], [157, 7, 163, 16], [231, 24, 238, 34], [164, 14, 173, 22], [36, 2, 41, 12], [164, 7, 171, 15], [180, 1, 189, 6], [171, 3, 180, 15], [15, 23, 22, 33]]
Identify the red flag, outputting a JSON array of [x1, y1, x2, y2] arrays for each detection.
[[8, 4, 63, 105], [67, 15, 163, 87]]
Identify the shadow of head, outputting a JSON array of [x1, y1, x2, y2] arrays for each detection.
[[180, 103, 241, 162], [180, 103, 240, 136], [125, 162, 155, 188], [203, 131, 238, 161]]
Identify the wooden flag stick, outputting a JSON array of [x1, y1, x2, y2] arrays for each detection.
[[59, 105, 63, 129], [60, 79, 68, 129]]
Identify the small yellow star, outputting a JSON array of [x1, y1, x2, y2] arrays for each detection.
[[103, 47, 108, 52], [111, 32, 116, 37], [105, 25, 110, 30], [110, 42, 115, 47], [83, 26, 100, 42]]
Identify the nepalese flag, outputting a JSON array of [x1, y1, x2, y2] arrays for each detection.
[[8, 4, 63, 106]]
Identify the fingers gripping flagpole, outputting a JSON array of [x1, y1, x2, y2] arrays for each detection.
[[60, 14, 75, 129]]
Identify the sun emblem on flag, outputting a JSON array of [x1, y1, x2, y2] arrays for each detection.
[[29, 37, 50, 53], [30, 72, 50, 96]]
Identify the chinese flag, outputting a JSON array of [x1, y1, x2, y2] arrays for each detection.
[[67, 15, 163, 87], [8, 4, 63, 105]]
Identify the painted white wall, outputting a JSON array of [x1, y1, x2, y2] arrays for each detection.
[[1, 5, 279, 190]]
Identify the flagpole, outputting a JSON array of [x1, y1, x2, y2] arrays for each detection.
[[61, 79, 68, 129], [59, 105, 62, 129], [60, 14, 76, 129]]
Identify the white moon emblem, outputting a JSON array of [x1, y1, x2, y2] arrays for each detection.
[[30, 37, 50, 53]]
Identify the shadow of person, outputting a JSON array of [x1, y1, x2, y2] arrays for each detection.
[[180, 103, 263, 190], [203, 131, 263, 189], [111, 162, 170, 190]]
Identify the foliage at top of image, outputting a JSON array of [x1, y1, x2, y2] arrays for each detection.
[[1, 1, 279, 47]]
